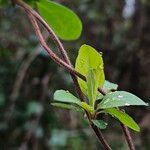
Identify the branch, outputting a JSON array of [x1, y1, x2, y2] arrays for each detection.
[[4, 41, 44, 122], [19, 72, 51, 150]]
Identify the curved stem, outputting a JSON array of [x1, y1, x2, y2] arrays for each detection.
[[12, 0, 106, 97], [27, 12, 111, 150]]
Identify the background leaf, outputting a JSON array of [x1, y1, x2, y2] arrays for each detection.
[[92, 119, 107, 129], [27, 101, 43, 116], [75, 44, 105, 95], [96, 80, 118, 102], [97, 91, 148, 109], [104, 108, 140, 132], [37, 0, 82, 40], [103, 80, 118, 91]]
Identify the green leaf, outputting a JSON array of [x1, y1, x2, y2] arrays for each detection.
[[87, 69, 99, 106], [97, 91, 148, 109], [54, 90, 81, 104], [51, 102, 83, 111], [96, 93, 104, 101], [92, 119, 107, 129], [103, 80, 118, 91], [54, 90, 93, 113], [104, 108, 140, 132], [75, 44, 105, 95], [37, 0, 82, 40]]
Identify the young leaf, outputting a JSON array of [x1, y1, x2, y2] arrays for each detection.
[[103, 80, 118, 91], [54, 90, 93, 113], [97, 91, 148, 109], [80, 102, 94, 113], [75, 44, 105, 95], [96, 93, 104, 101], [37, 0, 82, 40], [92, 119, 107, 129], [87, 69, 99, 106], [104, 108, 140, 132]]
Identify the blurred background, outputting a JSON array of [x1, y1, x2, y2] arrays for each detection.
[[0, 0, 149, 149]]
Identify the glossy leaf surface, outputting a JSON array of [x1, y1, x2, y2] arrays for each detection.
[[37, 0, 82, 40], [98, 91, 148, 109]]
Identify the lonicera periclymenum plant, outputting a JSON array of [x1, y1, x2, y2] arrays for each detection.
[[35, 0, 148, 132], [52, 44, 148, 131], [10, 0, 148, 149]]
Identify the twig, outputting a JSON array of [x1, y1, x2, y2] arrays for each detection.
[[121, 123, 136, 150], [4, 43, 43, 122], [91, 124, 112, 150]]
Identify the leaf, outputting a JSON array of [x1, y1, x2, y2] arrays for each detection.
[[51, 102, 83, 111], [87, 69, 99, 106], [103, 80, 118, 91], [54, 90, 93, 113], [92, 119, 107, 129], [104, 108, 140, 132], [75, 44, 105, 95], [54, 90, 81, 104], [37, 0, 82, 40], [96, 93, 104, 101], [97, 91, 148, 109]]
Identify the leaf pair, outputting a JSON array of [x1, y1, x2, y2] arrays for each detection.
[[52, 90, 108, 130], [75, 44, 105, 107]]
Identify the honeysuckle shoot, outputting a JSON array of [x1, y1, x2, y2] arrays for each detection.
[[52, 44, 148, 132]]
